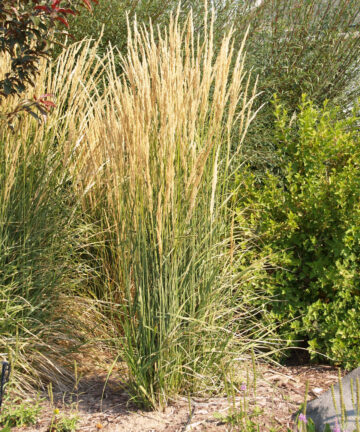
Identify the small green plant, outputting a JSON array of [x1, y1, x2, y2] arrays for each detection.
[[47, 378, 80, 432], [295, 413, 316, 432], [49, 408, 79, 432], [214, 355, 263, 431], [0, 396, 42, 429], [213, 409, 262, 431], [294, 383, 316, 432]]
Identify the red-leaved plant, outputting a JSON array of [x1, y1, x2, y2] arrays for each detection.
[[0, 0, 97, 126]]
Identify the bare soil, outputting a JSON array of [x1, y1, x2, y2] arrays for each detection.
[[8, 362, 345, 432]]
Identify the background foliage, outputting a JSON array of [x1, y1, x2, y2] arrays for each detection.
[[235, 0, 360, 172]]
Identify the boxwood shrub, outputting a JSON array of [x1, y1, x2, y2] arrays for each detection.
[[235, 96, 360, 368]]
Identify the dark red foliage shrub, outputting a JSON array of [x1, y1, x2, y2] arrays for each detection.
[[0, 0, 97, 123]]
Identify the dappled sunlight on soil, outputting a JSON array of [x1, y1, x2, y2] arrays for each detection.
[[8, 363, 345, 431]]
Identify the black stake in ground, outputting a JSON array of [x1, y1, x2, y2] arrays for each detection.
[[0, 362, 10, 410]]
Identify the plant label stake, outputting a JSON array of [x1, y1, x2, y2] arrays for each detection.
[[0, 361, 10, 410]]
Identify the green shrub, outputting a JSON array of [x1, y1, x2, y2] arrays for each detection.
[[235, 96, 360, 368]]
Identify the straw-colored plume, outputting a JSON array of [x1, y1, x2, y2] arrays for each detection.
[[77, 10, 256, 251]]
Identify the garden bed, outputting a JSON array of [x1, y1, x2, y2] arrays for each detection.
[[8, 363, 344, 432]]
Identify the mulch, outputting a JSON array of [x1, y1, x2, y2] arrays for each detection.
[[9, 363, 345, 432]]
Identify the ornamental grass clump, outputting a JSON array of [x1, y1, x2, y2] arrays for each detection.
[[0, 39, 108, 394], [0, 96, 80, 393], [75, 11, 260, 408], [0, 9, 275, 403]]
